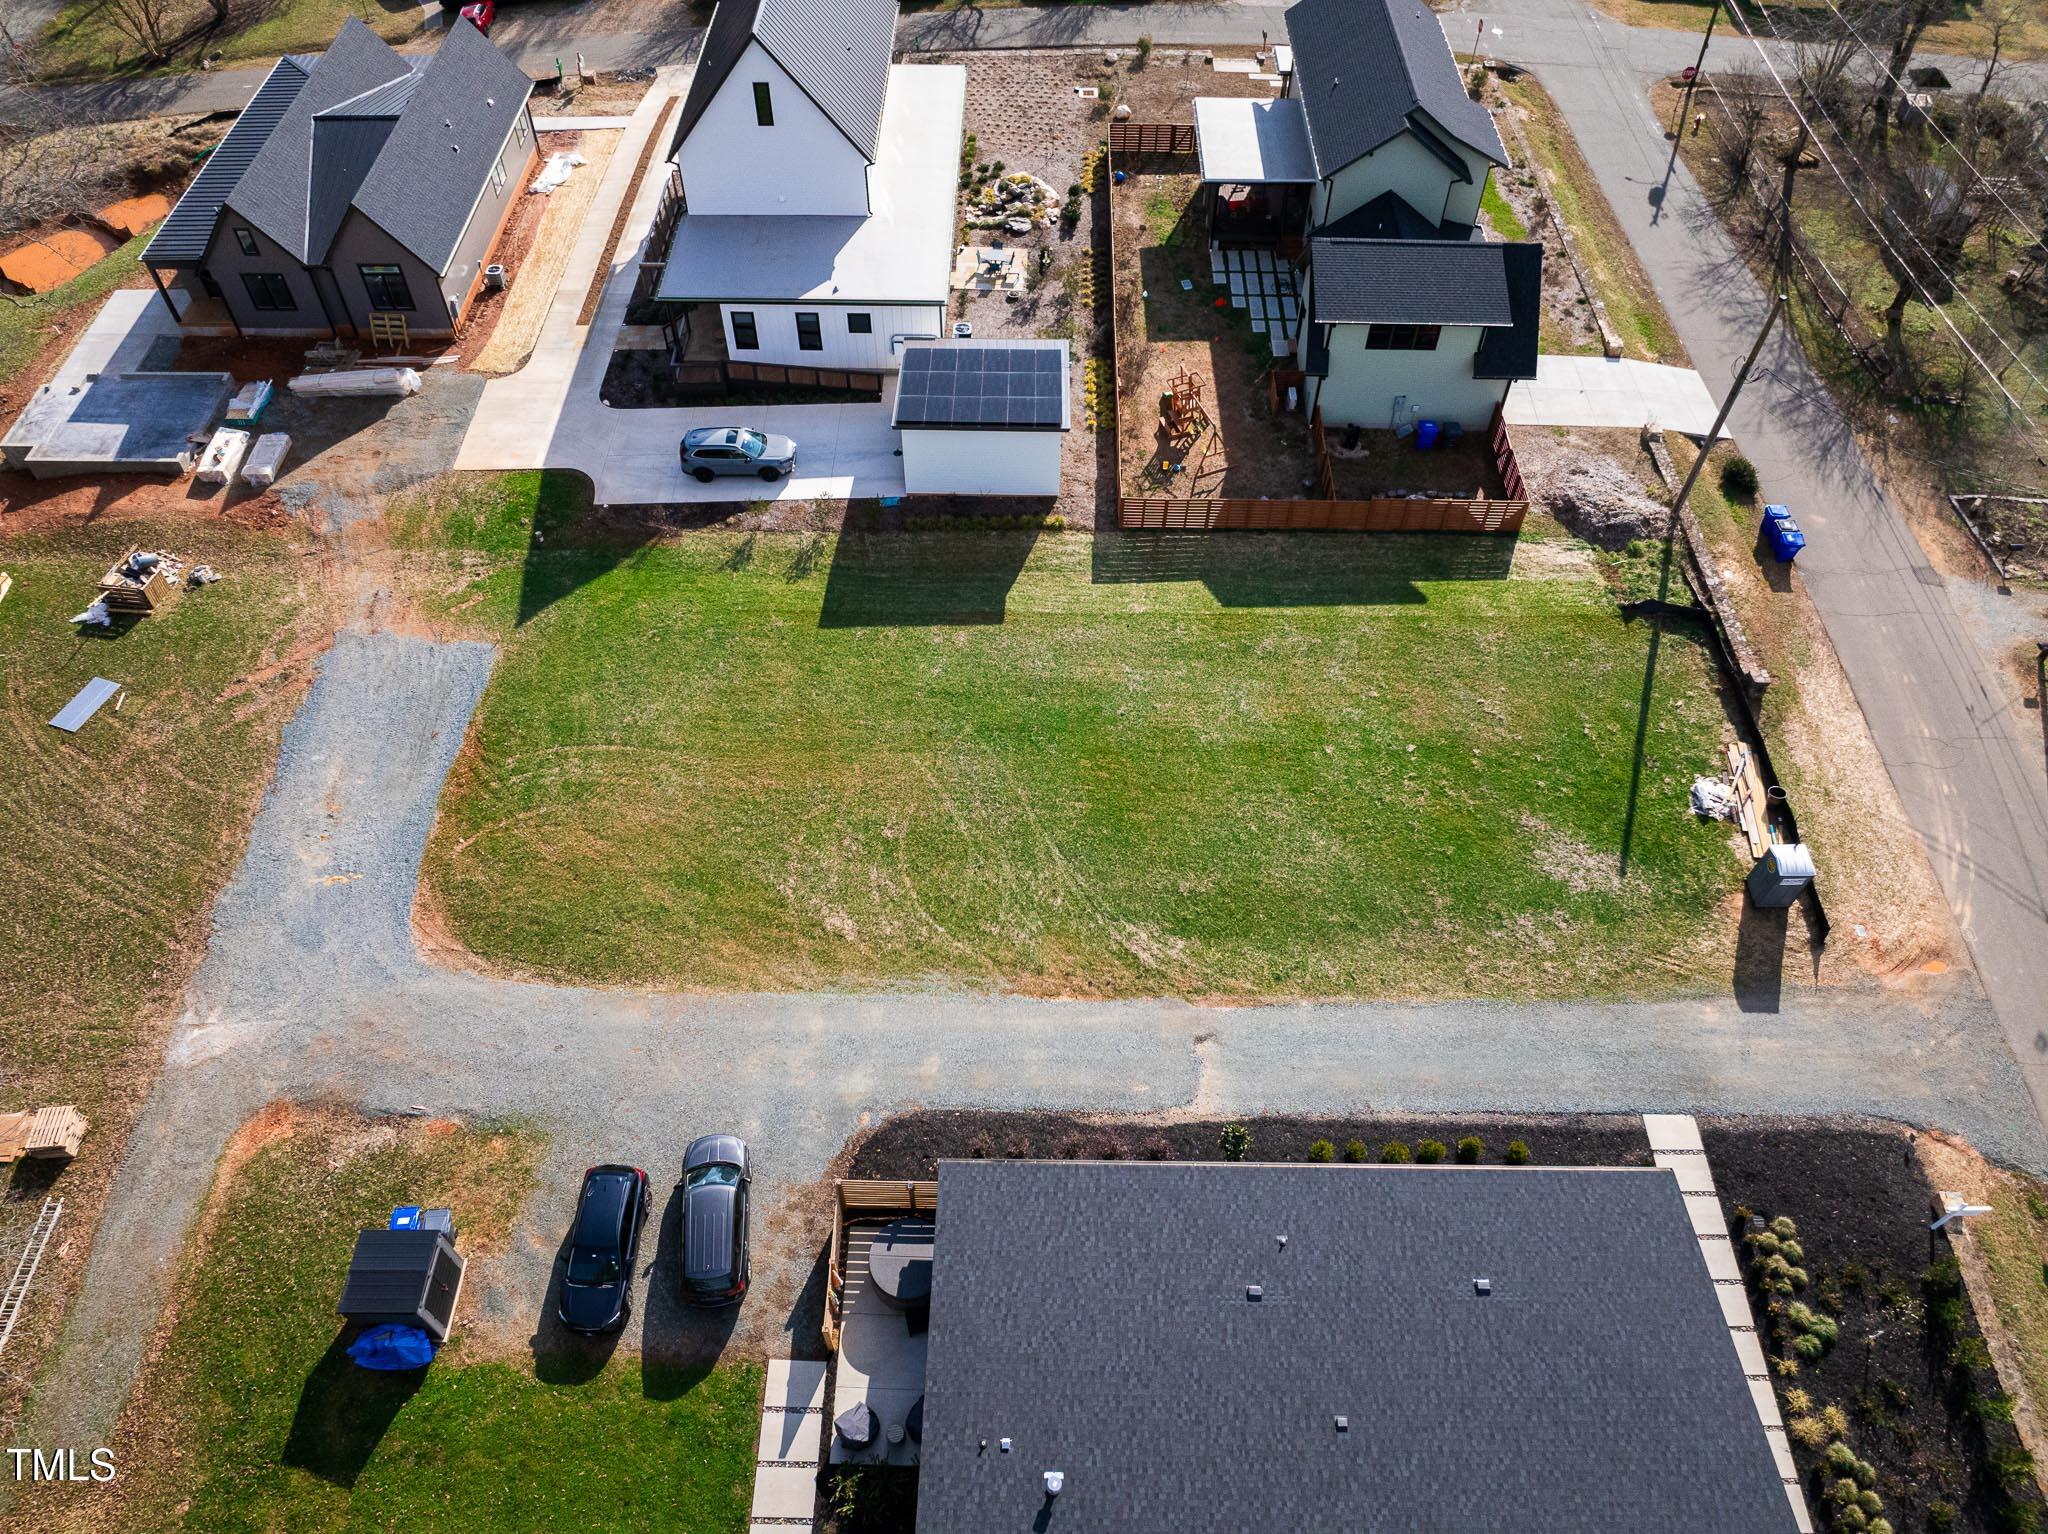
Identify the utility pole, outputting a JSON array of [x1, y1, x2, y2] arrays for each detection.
[[1672, 0, 1719, 139], [1658, 290, 1787, 604], [1774, 119, 1809, 290]]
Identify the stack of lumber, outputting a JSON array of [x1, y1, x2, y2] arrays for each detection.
[[97, 547, 182, 615], [0, 1107, 85, 1164]]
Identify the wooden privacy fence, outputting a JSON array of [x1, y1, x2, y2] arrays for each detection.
[[669, 358, 884, 395], [1109, 121, 1196, 155], [1118, 495, 1527, 533], [825, 1179, 937, 1351]]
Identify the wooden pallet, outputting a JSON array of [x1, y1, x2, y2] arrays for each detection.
[[1725, 742, 1771, 859], [24, 1105, 86, 1159], [97, 547, 177, 614]]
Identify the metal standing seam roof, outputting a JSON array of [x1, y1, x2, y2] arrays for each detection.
[[914, 1161, 1798, 1534], [1283, 0, 1508, 177], [893, 341, 1071, 432], [142, 55, 313, 264], [1309, 235, 1515, 327], [672, 0, 896, 164]]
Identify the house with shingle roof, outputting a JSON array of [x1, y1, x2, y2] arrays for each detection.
[[142, 17, 536, 340], [652, 0, 965, 371], [1189, 0, 1541, 431]]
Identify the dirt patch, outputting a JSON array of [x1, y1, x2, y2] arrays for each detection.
[[530, 75, 654, 117], [1514, 427, 1669, 548], [470, 129, 619, 376], [454, 159, 562, 375], [1324, 427, 1506, 500]]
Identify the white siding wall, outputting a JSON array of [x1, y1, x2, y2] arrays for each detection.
[[674, 42, 871, 216], [1316, 130, 1492, 229], [901, 429, 1062, 495], [721, 303, 944, 369], [1309, 324, 1506, 430]]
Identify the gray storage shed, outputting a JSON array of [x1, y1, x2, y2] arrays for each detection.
[[337, 1228, 464, 1341]]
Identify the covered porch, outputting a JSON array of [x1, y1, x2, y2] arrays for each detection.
[[1193, 96, 1316, 254]]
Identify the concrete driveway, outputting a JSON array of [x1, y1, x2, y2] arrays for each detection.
[[1504, 355, 1720, 436], [596, 396, 906, 503]]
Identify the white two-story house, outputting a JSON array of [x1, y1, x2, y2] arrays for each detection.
[[1193, 0, 1542, 432], [653, 0, 964, 371]]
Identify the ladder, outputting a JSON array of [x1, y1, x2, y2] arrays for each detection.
[[0, 1198, 62, 1355]]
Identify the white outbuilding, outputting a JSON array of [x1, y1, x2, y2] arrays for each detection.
[[892, 339, 1070, 497]]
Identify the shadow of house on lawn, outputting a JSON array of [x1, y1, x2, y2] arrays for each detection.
[[1089, 529, 1518, 607], [818, 526, 1041, 627], [281, 1329, 426, 1489]]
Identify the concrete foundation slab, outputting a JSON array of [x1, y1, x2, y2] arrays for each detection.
[[5, 371, 230, 479]]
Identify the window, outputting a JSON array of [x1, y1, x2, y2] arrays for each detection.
[[795, 312, 822, 351], [730, 310, 759, 350], [514, 115, 528, 147], [491, 153, 507, 193], [846, 312, 872, 335], [241, 272, 294, 312], [753, 81, 773, 126], [1365, 323, 1441, 351], [359, 263, 414, 311], [233, 227, 259, 257]]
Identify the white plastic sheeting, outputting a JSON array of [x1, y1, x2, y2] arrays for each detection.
[[530, 151, 586, 194], [242, 432, 291, 489], [196, 427, 250, 485], [288, 368, 422, 398]]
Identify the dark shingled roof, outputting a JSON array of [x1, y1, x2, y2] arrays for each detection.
[[225, 19, 413, 263], [347, 16, 533, 274], [1309, 235, 1515, 327], [145, 54, 313, 265], [915, 1162, 1797, 1534], [1284, 0, 1508, 177], [672, 0, 896, 164], [1475, 240, 1544, 379], [1314, 189, 1471, 243]]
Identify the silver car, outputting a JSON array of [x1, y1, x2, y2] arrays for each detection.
[[680, 1134, 751, 1307], [680, 427, 797, 483]]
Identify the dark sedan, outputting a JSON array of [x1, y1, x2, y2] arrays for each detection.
[[558, 1164, 650, 1333], [680, 1135, 751, 1307]]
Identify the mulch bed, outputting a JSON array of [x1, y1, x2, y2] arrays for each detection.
[[1704, 1120, 2046, 1534], [597, 348, 880, 409], [847, 1109, 1652, 1177]]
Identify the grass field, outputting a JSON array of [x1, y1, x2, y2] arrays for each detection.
[[399, 473, 1741, 1000], [36, 0, 422, 79], [1582, 0, 2048, 60], [90, 1107, 759, 1532]]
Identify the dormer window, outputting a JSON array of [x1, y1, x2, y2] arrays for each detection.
[[234, 228, 259, 257], [753, 82, 773, 126]]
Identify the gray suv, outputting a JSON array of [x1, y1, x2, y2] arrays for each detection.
[[680, 1134, 751, 1307], [680, 427, 797, 483]]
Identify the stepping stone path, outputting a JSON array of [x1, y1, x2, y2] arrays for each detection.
[[751, 1358, 828, 1532]]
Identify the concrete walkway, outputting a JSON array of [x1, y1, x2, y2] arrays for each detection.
[[1504, 354, 1720, 436], [14, 624, 2048, 1472]]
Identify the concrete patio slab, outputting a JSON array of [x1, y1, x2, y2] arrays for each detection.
[[1504, 355, 1720, 437], [758, 1405, 824, 1465], [765, 1357, 829, 1412], [1654, 1150, 1717, 1193], [1643, 1113, 1707, 1152], [749, 1464, 817, 1521]]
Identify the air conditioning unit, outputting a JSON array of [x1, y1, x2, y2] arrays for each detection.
[[484, 264, 508, 292]]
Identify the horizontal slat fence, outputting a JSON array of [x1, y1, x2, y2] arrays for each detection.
[[1117, 496, 1528, 533], [1109, 121, 1196, 155]]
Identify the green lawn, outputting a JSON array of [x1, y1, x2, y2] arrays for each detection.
[[0, 234, 150, 390], [0, 519, 319, 1159], [399, 473, 1739, 1000], [104, 1109, 759, 1532], [1480, 179, 1528, 243]]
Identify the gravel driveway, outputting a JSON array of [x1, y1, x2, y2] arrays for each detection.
[[15, 627, 2043, 1466]]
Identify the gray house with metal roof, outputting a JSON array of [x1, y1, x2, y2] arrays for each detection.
[[914, 1160, 1800, 1534], [142, 18, 536, 340]]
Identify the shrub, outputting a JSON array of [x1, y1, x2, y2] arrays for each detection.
[[1823, 1442, 1857, 1475], [1851, 1461, 1876, 1491], [1455, 1136, 1483, 1164], [1991, 1444, 2036, 1487], [1307, 1139, 1335, 1163], [1135, 34, 1153, 63], [1866, 1522, 1892, 1534], [1928, 1504, 1955, 1532], [1003, 1133, 1032, 1158], [1789, 1415, 1831, 1449], [1973, 1392, 2018, 1423], [1096, 1137, 1126, 1160], [1380, 1141, 1412, 1164], [1924, 1255, 1964, 1296], [1719, 455, 1760, 500], [1807, 1315, 1838, 1346], [1504, 1139, 1531, 1166], [1833, 1508, 1867, 1533], [967, 1132, 994, 1159], [1821, 1404, 1849, 1438], [1139, 1134, 1174, 1161], [1793, 1333, 1826, 1361], [1787, 1302, 1815, 1329], [1751, 1232, 1783, 1257], [1414, 1139, 1447, 1164], [1771, 1216, 1799, 1239], [1855, 1490, 1883, 1517], [1784, 1388, 1812, 1414], [1787, 1266, 1810, 1291], [1780, 1239, 1805, 1265], [1772, 1355, 1800, 1376], [1828, 1478, 1860, 1507], [2029, 1190, 2048, 1222], [1952, 1334, 1994, 1373], [1219, 1123, 1252, 1161], [1342, 1139, 1368, 1164]]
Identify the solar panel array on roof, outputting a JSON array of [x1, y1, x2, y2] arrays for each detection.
[[142, 56, 312, 264], [894, 345, 1068, 432]]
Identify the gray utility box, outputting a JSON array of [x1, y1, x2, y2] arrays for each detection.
[[1746, 843, 1816, 909], [337, 1228, 464, 1341]]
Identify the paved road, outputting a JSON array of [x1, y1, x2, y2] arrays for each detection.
[[6, 0, 2043, 123], [14, 625, 2041, 1469]]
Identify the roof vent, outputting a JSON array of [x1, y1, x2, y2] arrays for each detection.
[[1474, 1277, 1492, 1295], [1044, 1471, 1065, 1496], [1276, 1234, 1288, 1249], [1335, 1416, 1349, 1433], [999, 1438, 1012, 1454], [486, 96, 495, 106], [1246, 1284, 1264, 1302]]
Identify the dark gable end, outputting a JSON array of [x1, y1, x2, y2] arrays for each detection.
[[144, 55, 313, 266], [346, 16, 533, 274], [1283, 0, 1508, 179], [670, 0, 895, 164]]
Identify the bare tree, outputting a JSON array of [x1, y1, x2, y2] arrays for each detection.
[[97, 0, 179, 62], [1793, 32, 1860, 124], [1866, 0, 1940, 156], [1877, 159, 1985, 354], [1976, 0, 2029, 97], [0, 36, 121, 244], [1710, 69, 1772, 193]]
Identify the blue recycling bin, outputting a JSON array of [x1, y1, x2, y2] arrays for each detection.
[[389, 1205, 423, 1230], [1761, 503, 1792, 524], [1414, 419, 1440, 452], [1765, 515, 1806, 562]]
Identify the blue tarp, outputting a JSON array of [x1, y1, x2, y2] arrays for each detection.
[[348, 1324, 437, 1371]]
